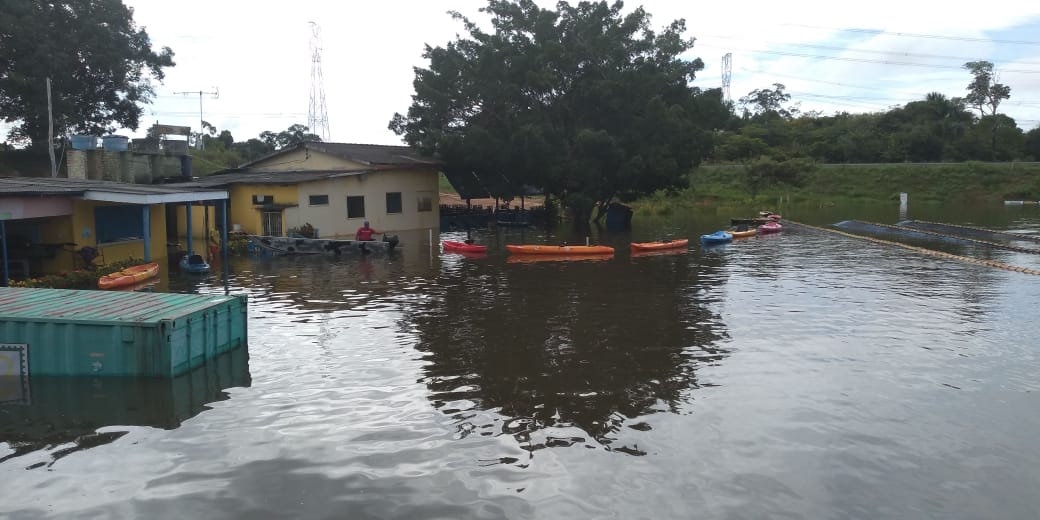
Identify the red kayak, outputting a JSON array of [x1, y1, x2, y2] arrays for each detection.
[[443, 240, 488, 253], [758, 221, 783, 234]]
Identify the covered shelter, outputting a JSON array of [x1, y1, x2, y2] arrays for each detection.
[[0, 177, 228, 284]]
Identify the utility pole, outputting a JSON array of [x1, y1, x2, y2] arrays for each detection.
[[721, 53, 732, 103], [46, 77, 56, 177], [174, 88, 219, 150]]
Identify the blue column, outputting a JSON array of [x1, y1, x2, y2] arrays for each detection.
[[142, 205, 151, 262], [221, 199, 229, 266], [1, 220, 8, 287], [222, 199, 230, 294], [186, 202, 194, 255]]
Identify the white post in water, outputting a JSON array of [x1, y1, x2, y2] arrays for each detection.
[[899, 192, 908, 220]]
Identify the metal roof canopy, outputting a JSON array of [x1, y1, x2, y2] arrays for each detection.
[[0, 177, 228, 203], [81, 189, 227, 204]]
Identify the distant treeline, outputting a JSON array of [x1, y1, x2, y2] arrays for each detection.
[[715, 86, 1040, 164]]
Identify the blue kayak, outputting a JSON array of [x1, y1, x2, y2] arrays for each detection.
[[179, 253, 211, 273], [700, 231, 733, 244]]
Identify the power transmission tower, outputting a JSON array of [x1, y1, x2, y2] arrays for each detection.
[[174, 88, 219, 149], [308, 22, 331, 142], [721, 53, 732, 103]]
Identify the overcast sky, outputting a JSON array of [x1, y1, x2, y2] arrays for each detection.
[[108, 1, 1040, 144]]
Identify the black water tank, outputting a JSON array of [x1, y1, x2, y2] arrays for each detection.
[[180, 155, 192, 177]]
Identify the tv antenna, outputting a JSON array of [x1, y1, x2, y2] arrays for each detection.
[[174, 88, 219, 149], [721, 53, 732, 102], [308, 22, 331, 141]]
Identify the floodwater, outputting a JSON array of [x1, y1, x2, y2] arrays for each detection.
[[3, 203, 1040, 519]]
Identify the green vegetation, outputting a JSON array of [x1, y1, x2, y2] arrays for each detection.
[[181, 123, 323, 175], [391, 0, 727, 223], [9, 256, 146, 289], [629, 161, 1040, 214], [0, 0, 175, 148], [719, 66, 1035, 165]]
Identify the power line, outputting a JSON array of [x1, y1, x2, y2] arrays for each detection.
[[737, 67, 1040, 104], [697, 44, 1040, 73], [781, 24, 1040, 46], [739, 67, 929, 96], [701, 34, 1040, 66]]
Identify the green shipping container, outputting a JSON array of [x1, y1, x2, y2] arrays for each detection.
[[0, 287, 247, 377]]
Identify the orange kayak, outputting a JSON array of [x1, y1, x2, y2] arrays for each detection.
[[98, 262, 159, 290], [506, 245, 614, 255], [630, 239, 689, 251], [728, 229, 757, 238], [630, 248, 688, 259], [507, 254, 612, 264]]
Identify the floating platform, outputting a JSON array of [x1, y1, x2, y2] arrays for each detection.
[[0, 288, 247, 377]]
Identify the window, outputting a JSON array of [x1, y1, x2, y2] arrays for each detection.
[[417, 191, 433, 212], [346, 196, 366, 219], [385, 192, 402, 214], [261, 210, 283, 236], [308, 194, 329, 206], [252, 195, 274, 205], [95, 205, 144, 243]]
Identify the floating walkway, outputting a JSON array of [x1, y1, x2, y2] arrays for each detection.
[[0, 288, 247, 377], [786, 221, 1040, 276], [900, 220, 1040, 245], [836, 220, 1040, 255]]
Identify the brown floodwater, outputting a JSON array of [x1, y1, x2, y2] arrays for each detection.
[[2, 203, 1040, 519]]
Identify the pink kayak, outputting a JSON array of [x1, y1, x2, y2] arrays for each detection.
[[758, 221, 783, 234]]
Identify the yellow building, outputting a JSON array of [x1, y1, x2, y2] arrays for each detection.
[[0, 177, 227, 279], [178, 142, 441, 239]]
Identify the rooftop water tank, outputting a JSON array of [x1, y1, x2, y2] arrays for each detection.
[[70, 135, 97, 150], [102, 135, 129, 152]]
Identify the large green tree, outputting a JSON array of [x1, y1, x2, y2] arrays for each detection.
[[0, 0, 175, 148], [390, 0, 727, 222]]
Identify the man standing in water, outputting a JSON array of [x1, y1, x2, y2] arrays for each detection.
[[355, 221, 378, 241]]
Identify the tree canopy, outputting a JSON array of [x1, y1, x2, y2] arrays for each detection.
[[963, 61, 1011, 117], [183, 123, 323, 175], [0, 0, 175, 148], [390, 0, 727, 221], [711, 57, 1038, 168]]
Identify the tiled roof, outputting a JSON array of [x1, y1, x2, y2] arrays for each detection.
[[169, 169, 371, 188], [237, 142, 440, 169], [303, 142, 439, 166]]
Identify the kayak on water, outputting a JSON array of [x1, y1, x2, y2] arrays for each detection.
[[630, 239, 689, 251], [443, 240, 488, 253], [506, 244, 614, 255], [700, 231, 733, 244]]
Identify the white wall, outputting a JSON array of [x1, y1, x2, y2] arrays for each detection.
[[293, 168, 439, 238]]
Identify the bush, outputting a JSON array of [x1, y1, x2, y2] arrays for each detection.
[[9, 257, 146, 289]]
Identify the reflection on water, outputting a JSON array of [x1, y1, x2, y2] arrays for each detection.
[[0, 347, 250, 469], [2, 205, 1040, 519], [411, 246, 727, 458]]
